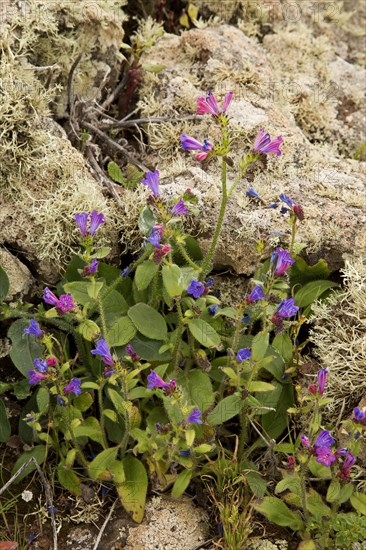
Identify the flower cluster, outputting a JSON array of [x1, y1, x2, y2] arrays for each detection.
[[24, 319, 44, 338], [309, 368, 328, 396], [300, 430, 356, 475], [147, 370, 177, 396], [91, 338, 115, 376], [187, 277, 214, 299], [279, 193, 304, 221]]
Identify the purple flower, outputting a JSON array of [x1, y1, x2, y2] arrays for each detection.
[[74, 212, 89, 236], [246, 285, 265, 304], [103, 367, 116, 377], [314, 430, 335, 448], [180, 134, 213, 161], [342, 451, 356, 471], [57, 294, 75, 313], [43, 287, 59, 306], [354, 407, 366, 423], [171, 198, 189, 215], [75, 211, 105, 236], [316, 446, 336, 467], [196, 91, 233, 116], [64, 378, 81, 396], [208, 304, 219, 316], [300, 434, 311, 448], [28, 370, 46, 385], [33, 358, 48, 373], [275, 298, 299, 319], [147, 370, 176, 395], [253, 128, 282, 157], [91, 338, 115, 367], [236, 348, 252, 362], [246, 188, 261, 200], [187, 280, 205, 298], [89, 211, 105, 235], [317, 368, 328, 396], [125, 344, 141, 362], [82, 258, 99, 277], [141, 170, 160, 196], [272, 248, 295, 277], [187, 407, 203, 424], [24, 320, 44, 338]]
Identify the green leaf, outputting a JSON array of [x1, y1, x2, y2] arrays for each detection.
[[8, 319, 43, 376], [307, 489, 331, 517], [77, 320, 101, 341], [73, 417, 105, 445], [109, 460, 126, 484], [63, 281, 92, 305], [272, 333, 293, 363], [326, 479, 341, 503], [207, 394, 242, 426], [261, 383, 294, 440], [276, 475, 301, 495], [122, 336, 171, 362], [128, 303, 167, 341], [11, 445, 47, 482], [57, 465, 81, 496], [36, 387, 49, 414], [252, 331, 269, 361], [91, 247, 110, 259], [0, 399, 11, 442], [187, 370, 214, 412], [107, 316, 137, 347], [88, 447, 118, 480], [135, 261, 158, 291], [107, 388, 126, 416], [0, 264, 9, 301], [187, 318, 221, 348], [290, 257, 330, 288], [107, 161, 125, 184], [247, 381, 275, 392], [162, 264, 184, 297], [308, 456, 332, 479], [171, 470, 192, 498], [86, 281, 104, 299], [350, 491, 366, 515], [338, 483, 354, 504], [102, 290, 129, 321], [73, 392, 93, 412], [295, 280, 338, 308], [254, 496, 304, 531], [117, 456, 148, 522]]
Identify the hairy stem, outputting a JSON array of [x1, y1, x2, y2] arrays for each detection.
[[171, 300, 185, 371], [200, 159, 227, 278]]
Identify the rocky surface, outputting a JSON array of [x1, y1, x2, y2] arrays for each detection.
[[137, 23, 365, 274], [0, 248, 35, 300]]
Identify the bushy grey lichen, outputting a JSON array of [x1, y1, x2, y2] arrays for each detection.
[[309, 259, 366, 415]]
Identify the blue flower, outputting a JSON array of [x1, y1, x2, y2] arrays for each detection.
[[179, 449, 191, 457], [74, 212, 88, 236], [141, 169, 160, 196], [121, 266, 131, 277], [208, 304, 219, 316], [314, 430, 335, 448], [271, 248, 295, 277], [57, 395, 66, 406], [171, 198, 189, 215], [24, 319, 44, 338], [187, 407, 203, 424], [246, 285, 265, 304], [64, 378, 81, 396], [147, 228, 162, 247], [28, 370, 46, 385], [275, 298, 299, 319], [91, 338, 115, 367], [89, 211, 105, 235], [187, 280, 205, 298], [279, 193, 297, 207], [147, 370, 176, 395], [33, 358, 48, 373], [236, 348, 252, 362], [82, 258, 99, 277], [246, 188, 261, 199], [241, 314, 251, 324], [253, 128, 282, 156]]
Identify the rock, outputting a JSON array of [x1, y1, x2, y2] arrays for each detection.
[[137, 24, 365, 274], [125, 495, 208, 550], [0, 248, 35, 300]]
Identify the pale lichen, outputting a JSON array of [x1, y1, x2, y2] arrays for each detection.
[[309, 259, 366, 416]]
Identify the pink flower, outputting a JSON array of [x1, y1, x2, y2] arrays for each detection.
[[180, 134, 213, 161], [253, 128, 282, 157], [316, 447, 336, 467], [196, 91, 233, 116]]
